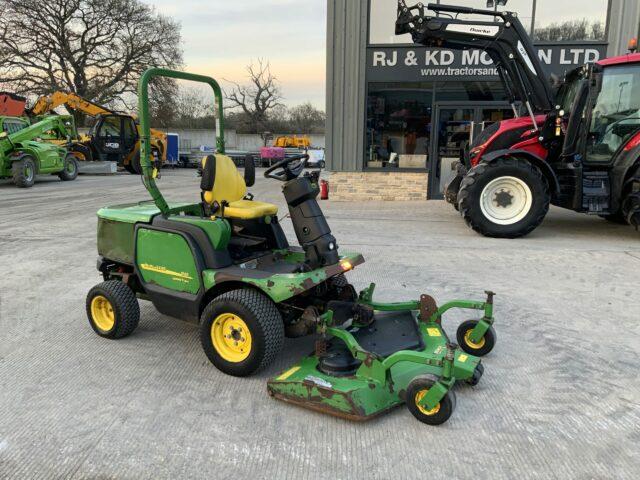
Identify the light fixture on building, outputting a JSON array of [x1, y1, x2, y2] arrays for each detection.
[[628, 37, 638, 53], [486, 0, 508, 7]]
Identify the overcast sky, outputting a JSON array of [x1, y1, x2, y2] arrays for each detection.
[[148, 0, 327, 109]]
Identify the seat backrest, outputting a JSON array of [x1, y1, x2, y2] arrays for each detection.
[[201, 154, 246, 206]]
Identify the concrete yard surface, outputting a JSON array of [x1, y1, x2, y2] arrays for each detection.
[[1, 169, 639, 479]]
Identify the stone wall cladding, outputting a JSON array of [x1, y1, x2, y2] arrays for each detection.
[[328, 171, 428, 201]]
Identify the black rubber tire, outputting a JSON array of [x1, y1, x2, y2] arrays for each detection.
[[458, 157, 550, 238], [86, 280, 140, 339], [123, 162, 136, 174], [130, 152, 142, 175], [406, 375, 457, 426], [199, 289, 284, 377], [12, 156, 36, 188], [58, 155, 79, 181], [319, 160, 326, 169], [456, 319, 496, 357], [599, 209, 628, 224], [329, 274, 357, 302]]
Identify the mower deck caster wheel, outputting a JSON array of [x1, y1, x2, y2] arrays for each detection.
[[86, 280, 140, 338], [406, 375, 456, 425], [457, 320, 496, 357], [467, 362, 484, 386]]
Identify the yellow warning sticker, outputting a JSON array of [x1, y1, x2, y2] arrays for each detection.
[[458, 354, 468, 363], [276, 366, 301, 381], [427, 328, 441, 337]]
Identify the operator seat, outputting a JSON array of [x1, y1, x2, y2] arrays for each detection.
[[200, 154, 278, 220]]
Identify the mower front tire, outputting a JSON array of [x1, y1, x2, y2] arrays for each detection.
[[458, 157, 550, 238], [406, 375, 456, 425], [58, 155, 79, 181], [86, 280, 140, 339], [199, 289, 284, 377], [456, 319, 496, 357]]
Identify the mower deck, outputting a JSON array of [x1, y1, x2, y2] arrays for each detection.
[[268, 307, 481, 421]]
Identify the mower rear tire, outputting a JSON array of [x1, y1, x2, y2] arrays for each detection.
[[86, 280, 140, 339], [58, 155, 79, 181], [329, 274, 357, 302], [458, 157, 550, 238], [456, 320, 496, 357], [406, 375, 456, 425], [12, 156, 36, 188], [199, 289, 284, 377]]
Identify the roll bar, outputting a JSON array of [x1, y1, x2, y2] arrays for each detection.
[[396, 1, 555, 126], [138, 68, 226, 214]]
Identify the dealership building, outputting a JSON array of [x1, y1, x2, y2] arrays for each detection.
[[326, 0, 640, 200]]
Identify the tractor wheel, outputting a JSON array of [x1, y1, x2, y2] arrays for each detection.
[[406, 375, 456, 425], [199, 289, 284, 376], [599, 211, 628, 224], [58, 155, 79, 181], [86, 280, 140, 339], [12, 156, 36, 188], [458, 157, 550, 238], [456, 320, 496, 357], [130, 153, 142, 175], [123, 162, 136, 174]]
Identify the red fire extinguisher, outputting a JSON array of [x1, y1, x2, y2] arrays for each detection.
[[320, 179, 329, 200]]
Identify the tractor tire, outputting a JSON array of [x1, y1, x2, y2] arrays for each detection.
[[458, 157, 550, 238], [599, 211, 628, 224], [58, 155, 79, 181], [329, 273, 357, 302], [130, 153, 142, 175], [406, 374, 457, 425], [199, 289, 284, 377], [12, 156, 36, 188], [456, 320, 496, 357], [86, 280, 140, 339], [123, 162, 136, 174]]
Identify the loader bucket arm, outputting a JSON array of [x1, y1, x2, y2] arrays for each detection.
[[396, 1, 555, 118], [138, 68, 225, 215]]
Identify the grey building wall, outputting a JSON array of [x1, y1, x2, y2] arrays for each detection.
[[326, 0, 368, 172], [326, 0, 640, 173], [607, 0, 640, 57]]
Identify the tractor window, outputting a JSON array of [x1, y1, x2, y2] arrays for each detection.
[[101, 116, 122, 137], [2, 120, 28, 134], [587, 65, 640, 163]]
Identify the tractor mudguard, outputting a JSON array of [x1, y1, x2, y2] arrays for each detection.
[[480, 148, 560, 200]]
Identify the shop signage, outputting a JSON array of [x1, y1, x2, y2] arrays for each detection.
[[366, 44, 608, 82]]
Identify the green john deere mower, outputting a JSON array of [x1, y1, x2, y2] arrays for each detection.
[[86, 69, 498, 424]]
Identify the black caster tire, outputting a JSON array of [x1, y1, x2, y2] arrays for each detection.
[[86, 280, 140, 338], [12, 156, 36, 188], [406, 375, 456, 425], [329, 273, 357, 301], [457, 320, 496, 357], [466, 362, 484, 386], [458, 157, 550, 238], [199, 289, 284, 377], [58, 155, 79, 181]]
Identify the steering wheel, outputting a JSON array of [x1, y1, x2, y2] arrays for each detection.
[[264, 154, 309, 181]]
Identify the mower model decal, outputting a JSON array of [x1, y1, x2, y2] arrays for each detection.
[[140, 263, 194, 282], [426, 327, 441, 337], [458, 354, 468, 363]]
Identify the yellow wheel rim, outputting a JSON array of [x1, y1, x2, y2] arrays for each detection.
[[464, 329, 486, 349], [91, 295, 115, 332], [211, 313, 252, 363], [415, 389, 441, 416]]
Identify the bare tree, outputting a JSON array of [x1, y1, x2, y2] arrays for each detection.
[[288, 102, 326, 134], [0, 0, 183, 106], [225, 59, 283, 133]]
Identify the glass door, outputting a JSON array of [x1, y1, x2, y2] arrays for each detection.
[[430, 106, 474, 199], [429, 104, 516, 199]]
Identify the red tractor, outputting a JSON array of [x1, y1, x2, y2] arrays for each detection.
[[397, 1, 640, 237]]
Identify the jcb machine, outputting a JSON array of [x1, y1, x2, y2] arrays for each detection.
[[30, 92, 167, 174], [397, 1, 640, 237]]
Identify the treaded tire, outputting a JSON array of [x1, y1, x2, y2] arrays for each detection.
[[329, 273, 357, 301], [58, 155, 79, 181], [406, 375, 457, 426], [458, 157, 550, 238], [456, 319, 496, 357], [86, 280, 140, 339], [12, 156, 36, 188], [130, 152, 142, 175], [199, 289, 284, 377]]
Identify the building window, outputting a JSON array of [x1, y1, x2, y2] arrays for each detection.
[[366, 83, 434, 169], [533, 0, 608, 42]]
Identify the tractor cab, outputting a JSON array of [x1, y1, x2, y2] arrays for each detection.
[[87, 113, 139, 164]]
